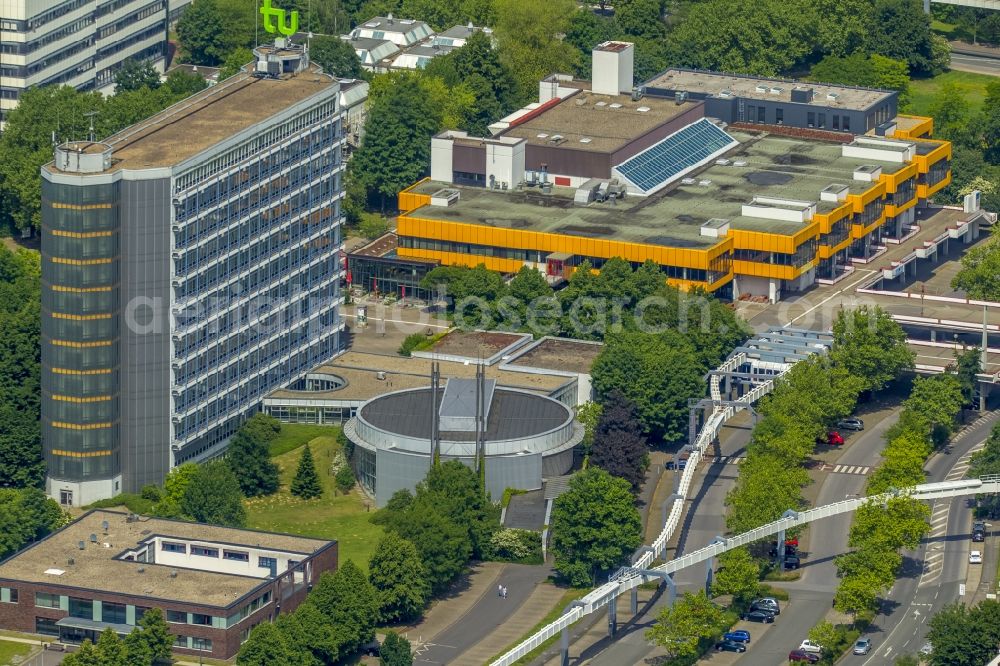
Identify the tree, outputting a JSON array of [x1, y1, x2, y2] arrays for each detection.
[[114, 59, 161, 93], [218, 47, 254, 81], [712, 547, 761, 603], [867, 0, 940, 76], [350, 73, 443, 210], [94, 628, 128, 666], [380, 631, 413, 666], [175, 0, 229, 65], [291, 444, 323, 499], [953, 347, 983, 406], [953, 230, 1000, 301], [831, 306, 914, 393], [927, 602, 997, 666], [929, 82, 972, 143], [835, 545, 901, 588], [809, 53, 911, 108], [155, 462, 199, 517], [970, 424, 1000, 516], [278, 602, 341, 665], [390, 505, 471, 593], [902, 375, 964, 447], [833, 572, 882, 618], [181, 460, 247, 527], [725, 452, 810, 533], [589, 391, 648, 493], [591, 331, 704, 442], [163, 68, 208, 97], [416, 460, 500, 559], [238, 622, 300, 666], [306, 560, 378, 655], [808, 620, 842, 659], [493, 0, 578, 101], [508, 265, 553, 306], [310, 35, 365, 79], [359, 212, 390, 240], [335, 464, 356, 494], [368, 532, 431, 622], [62, 640, 103, 666], [123, 629, 153, 666], [550, 467, 642, 586], [866, 429, 930, 493], [133, 608, 172, 663], [227, 416, 280, 497], [646, 592, 728, 659]]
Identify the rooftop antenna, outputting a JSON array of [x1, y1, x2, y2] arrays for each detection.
[[83, 110, 98, 142]]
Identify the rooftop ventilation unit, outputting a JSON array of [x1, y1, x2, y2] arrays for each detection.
[[637, 106, 650, 113], [719, 89, 733, 98], [681, 178, 697, 185], [631, 86, 645, 101], [430, 188, 460, 207], [716, 158, 731, 166], [536, 133, 548, 139], [827, 92, 839, 101], [698, 179, 712, 186], [769, 87, 783, 95], [675, 91, 688, 104], [89, 534, 97, 543], [700, 218, 731, 238], [732, 160, 748, 167], [595, 101, 607, 107], [755, 85, 767, 93], [137, 567, 145, 573], [579, 137, 592, 143], [77, 541, 85, 550], [609, 103, 622, 109], [102, 520, 109, 533], [170, 570, 178, 578]]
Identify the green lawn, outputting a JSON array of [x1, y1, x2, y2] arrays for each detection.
[[247, 432, 384, 572], [909, 70, 999, 116], [0, 640, 32, 664], [268, 423, 339, 457]]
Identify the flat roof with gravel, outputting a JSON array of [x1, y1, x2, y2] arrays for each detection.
[[0, 511, 331, 608], [505, 338, 604, 375], [407, 131, 908, 243]]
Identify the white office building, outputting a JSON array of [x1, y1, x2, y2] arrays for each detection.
[[0, 0, 191, 123]]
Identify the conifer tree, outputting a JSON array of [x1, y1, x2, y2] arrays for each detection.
[[291, 444, 322, 499]]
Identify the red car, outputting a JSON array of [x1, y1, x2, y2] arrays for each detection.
[[788, 649, 820, 663], [825, 431, 844, 446]]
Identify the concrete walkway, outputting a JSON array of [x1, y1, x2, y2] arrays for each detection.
[[400, 561, 506, 646]]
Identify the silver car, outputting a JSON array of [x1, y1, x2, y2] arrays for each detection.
[[853, 638, 871, 655]]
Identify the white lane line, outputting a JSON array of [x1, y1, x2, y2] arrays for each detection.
[[787, 269, 876, 325]]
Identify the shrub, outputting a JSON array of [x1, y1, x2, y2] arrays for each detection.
[[484, 528, 542, 563], [399, 333, 426, 357], [335, 465, 356, 494], [140, 485, 162, 502]]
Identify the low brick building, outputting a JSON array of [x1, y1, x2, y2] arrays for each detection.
[[0, 510, 337, 660]]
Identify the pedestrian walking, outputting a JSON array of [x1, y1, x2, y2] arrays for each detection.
[[498, 583, 503, 597], [502, 586, 508, 599]]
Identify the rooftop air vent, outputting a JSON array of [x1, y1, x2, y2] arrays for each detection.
[[732, 160, 748, 167], [827, 92, 839, 101], [769, 87, 783, 95], [698, 179, 712, 186], [719, 89, 733, 98], [77, 541, 85, 550], [636, 106, 650, 113], [102, 520, 109, 533], [137, 567, 145, 573], [170, 570, 178, 578], [595, 101, 607, 107], [89, 534, 97, 543], [536, 133, 548, 139], [579, 137, 592, 143], [67, 558, 74, 566], [376, 371, 386, 380], [716, 159, 731, 166], [609, 103, 622, 109], [681, 178, 697, 185], [755, 85, 767, 93]]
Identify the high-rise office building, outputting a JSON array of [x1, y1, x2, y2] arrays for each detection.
[[40, 42, 345, 505], [0, 0, 191, 124]]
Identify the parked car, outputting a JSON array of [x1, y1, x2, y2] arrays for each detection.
[[837, 417, 865, 431], [799, 639, 824, 653], [666, 446, 694, 470], [784, 554, 801, 569], [853, 638, 872, 655], [715, 639, 747, 653], [742, 609, 775, 623], [973, 520, 986, 542], [784, 536, 799, 547], [788, 649, 820, 663], [970, 550, 983, 564], [770, 544, 798, 557], [826, 431, 844, 446], [751, 597, 780, 615], [723, 630, 751, 643], [361, 639, 380, 656], [919, 642, 933, 657]]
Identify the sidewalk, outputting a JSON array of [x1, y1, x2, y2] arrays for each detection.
[[452, 581, 563, 664]]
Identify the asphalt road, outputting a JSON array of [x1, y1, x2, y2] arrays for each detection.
[[730, 410, 902, 664], [948, 52, 1000, 76], [860, 410, 1000, 664]]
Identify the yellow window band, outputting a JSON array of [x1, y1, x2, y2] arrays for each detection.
[[51, 285, 114, 293], [51, 257, 113, 265], [51, 449, 113, 458], [51, 421, 114, 430], [51, 312, 113, 320], [50, 229, 113, 238], [51, 394, 113, 403], [52, 367, 113, 375], [49, 202, 113, 210], [50, 339, 114, 348]]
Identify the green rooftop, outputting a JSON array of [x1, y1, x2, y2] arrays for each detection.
[[406, 131, 910, 248]]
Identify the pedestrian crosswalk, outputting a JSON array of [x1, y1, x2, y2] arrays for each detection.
[[711, 456, 745, 465], [831, 464, 870, 476]]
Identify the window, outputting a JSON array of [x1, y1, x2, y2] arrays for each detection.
[[69, 597, 93, 620], [258, 556, 277, 575], [746, 105, 755, 122], [103, 602, 126, 624], [191, 546, 218, 558], [174, 634, 188, 648], [192, 637, 213, 651], [161, 541, 187, 554], [190, 613, 212, 626], [818, 113, 826, 129], [757, 106, 765, 123], [59, 490, 73, 505], [843, 115, 850, 132], [223, 550, 249, 562], [35, 592, 61, 609], [833, 115, 840, 130], [807, 112, 815, 127], [36, 617, 59, 636], [775, 108, 784, 125], [2, 588, 17, 603], [167, 610, 187, 623]]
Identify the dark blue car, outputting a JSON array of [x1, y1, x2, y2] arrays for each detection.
[[724, 630, 750, 643]]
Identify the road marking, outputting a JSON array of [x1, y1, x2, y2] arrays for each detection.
[[711, 456, 745, 465], [831, 464, 870, 475], [787, 269, 875, 325]]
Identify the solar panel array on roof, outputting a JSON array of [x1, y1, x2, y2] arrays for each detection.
[[614, 119, 739, 194]]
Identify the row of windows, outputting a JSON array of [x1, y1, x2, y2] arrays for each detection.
[[891, 177, 916, 207], [175, 336, 339, 440], [94, 42, 164, 87], [174, 635, 213, 651], [265, 404, 355, 425], [46, 313, 117, 340], [45, 370, 115, 397], [25, 37, 96, 78], [95, 22, 162, 60], [174, 103, 340, 193], [97, 0, 163, 39], [227, 590, 273, 627]]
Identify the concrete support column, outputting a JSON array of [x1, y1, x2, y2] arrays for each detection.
[[631, 587, 639, 615], [666, 574, 677, 608], [608, 595, 618, 637], [561, 625, 570, 666], [705, 557, 714, 596], [777, 528, 786, 570]]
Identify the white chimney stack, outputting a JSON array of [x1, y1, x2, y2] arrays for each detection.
[[591, 41, 634, 97]]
